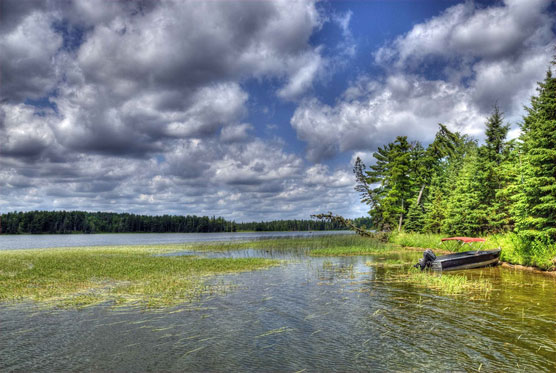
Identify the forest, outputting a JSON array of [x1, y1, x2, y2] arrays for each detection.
[[0, 210, 350, 234], [354, 64, 556, 262]]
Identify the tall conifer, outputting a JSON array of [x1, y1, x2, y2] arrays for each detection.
[[515, 63, 556, 241], [478, 106, 511, 232]]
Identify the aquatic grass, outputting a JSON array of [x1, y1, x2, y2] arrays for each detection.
[[365, 258, 415, 268], [391, 268, 493, 296], [0, 245, 279, 308], [183, 234, 399, 257]]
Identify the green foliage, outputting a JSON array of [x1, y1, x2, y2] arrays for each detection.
[[444, 146, 490, 235], [389, 232, 445, 250], [354, 62, 556, 269], [511, 232, 556, 270], [422, 181, 447, 233], [514, 67, 556, 243], [355, 136, 418, 231], [235, 219, 344, 232], [403, 203, 425, 232]]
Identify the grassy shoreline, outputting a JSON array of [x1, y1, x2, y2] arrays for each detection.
[[389, 232, 556, 271]]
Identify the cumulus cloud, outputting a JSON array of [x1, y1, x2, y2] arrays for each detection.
[[375, 0, 552, 67], [0, 0, 330, 156], [292, 0, 554, 162], [0, 0, 365, 220], [0, 5, 62, 102], [292, 75, 484, 162]]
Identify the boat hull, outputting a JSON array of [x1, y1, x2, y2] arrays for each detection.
[[431, 249, 501, 271]]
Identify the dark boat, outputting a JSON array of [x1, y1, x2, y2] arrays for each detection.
[[415, 237, 501, 271]]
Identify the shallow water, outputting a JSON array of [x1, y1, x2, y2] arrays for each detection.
[[0, 230, 352, 250], [1, 248, 555, 372]]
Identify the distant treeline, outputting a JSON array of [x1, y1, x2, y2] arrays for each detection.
[[237, 217, 372, 232], [0, 211, 368, 234]]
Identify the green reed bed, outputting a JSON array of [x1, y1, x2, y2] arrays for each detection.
[[185, 234, 398, 256], [389, 232, 447, 251], [365, 257, 416, 269], [390, 268, 493, 296], [0, 245, 279, 308]]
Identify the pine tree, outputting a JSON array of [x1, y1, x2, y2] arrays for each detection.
[[404, 125, 462, 232], [477, 106, 511, 233], [354, 137, 413, 231], [514, 64, 556, 241], [381, 136, 413, 231], [443, 146, 489, 235], [422, 180, 446, 233], [404, 142, 428, 232], [490, 139, 519, 232]]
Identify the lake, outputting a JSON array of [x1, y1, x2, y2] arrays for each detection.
[[0, 230, 352, 250], [1, 239, 555, 371]]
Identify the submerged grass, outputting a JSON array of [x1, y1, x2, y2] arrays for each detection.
[[391, 268, 493, 296], [365, 257, 415, 268], [0, 245, 279, 308]]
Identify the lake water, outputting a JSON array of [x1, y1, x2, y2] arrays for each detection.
[[1, 245, 555, 372], [0, 230, 352, 250]]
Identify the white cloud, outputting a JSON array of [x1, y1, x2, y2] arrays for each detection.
[[220, 123, 253, 143], [375, 0, 552, 67], [292, 74, 485, 161], [0, 104, 58, 159], [292, 0, 554, 162], [277, 51, 323, 100]]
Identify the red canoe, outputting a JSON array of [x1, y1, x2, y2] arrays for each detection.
[[441, 237, 485, 243]]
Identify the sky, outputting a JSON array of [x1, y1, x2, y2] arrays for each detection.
[[0, 0, 555, 221]]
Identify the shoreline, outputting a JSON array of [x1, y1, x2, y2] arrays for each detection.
[[396, 244, 556, 276]]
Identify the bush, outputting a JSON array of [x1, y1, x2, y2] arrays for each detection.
[[514, 231, 556, 270]]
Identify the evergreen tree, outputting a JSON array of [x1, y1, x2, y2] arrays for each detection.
[[422, 180, 446, 233], [514, 64, 556, 241], [443, 146, 489, 235], [477, 106, 511, 233], [404, 142, 427, 232], [405, 124, 464, 232], [489, 139, 518, 233], [353, 136, 413, 231], [384, 136, 413, 231]]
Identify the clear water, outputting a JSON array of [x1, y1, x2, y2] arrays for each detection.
[[0, 230, 352, 250], [1, 248, 555, 372]]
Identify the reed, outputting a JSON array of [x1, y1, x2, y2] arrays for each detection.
[[389, 232, 446, 250], [185, 234, 398, 256], [0, 245, 278, 308], [365, 258, 415, 268], [392, 268, 493, 296]]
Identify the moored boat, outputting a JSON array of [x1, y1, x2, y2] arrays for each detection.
[[415, 237, 501, 271], [430, 248, 501, 271]]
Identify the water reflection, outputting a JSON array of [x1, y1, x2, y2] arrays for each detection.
[[1, 250, 555, 372]]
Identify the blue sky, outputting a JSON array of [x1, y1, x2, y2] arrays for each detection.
[[1, 0, 554, 221]]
